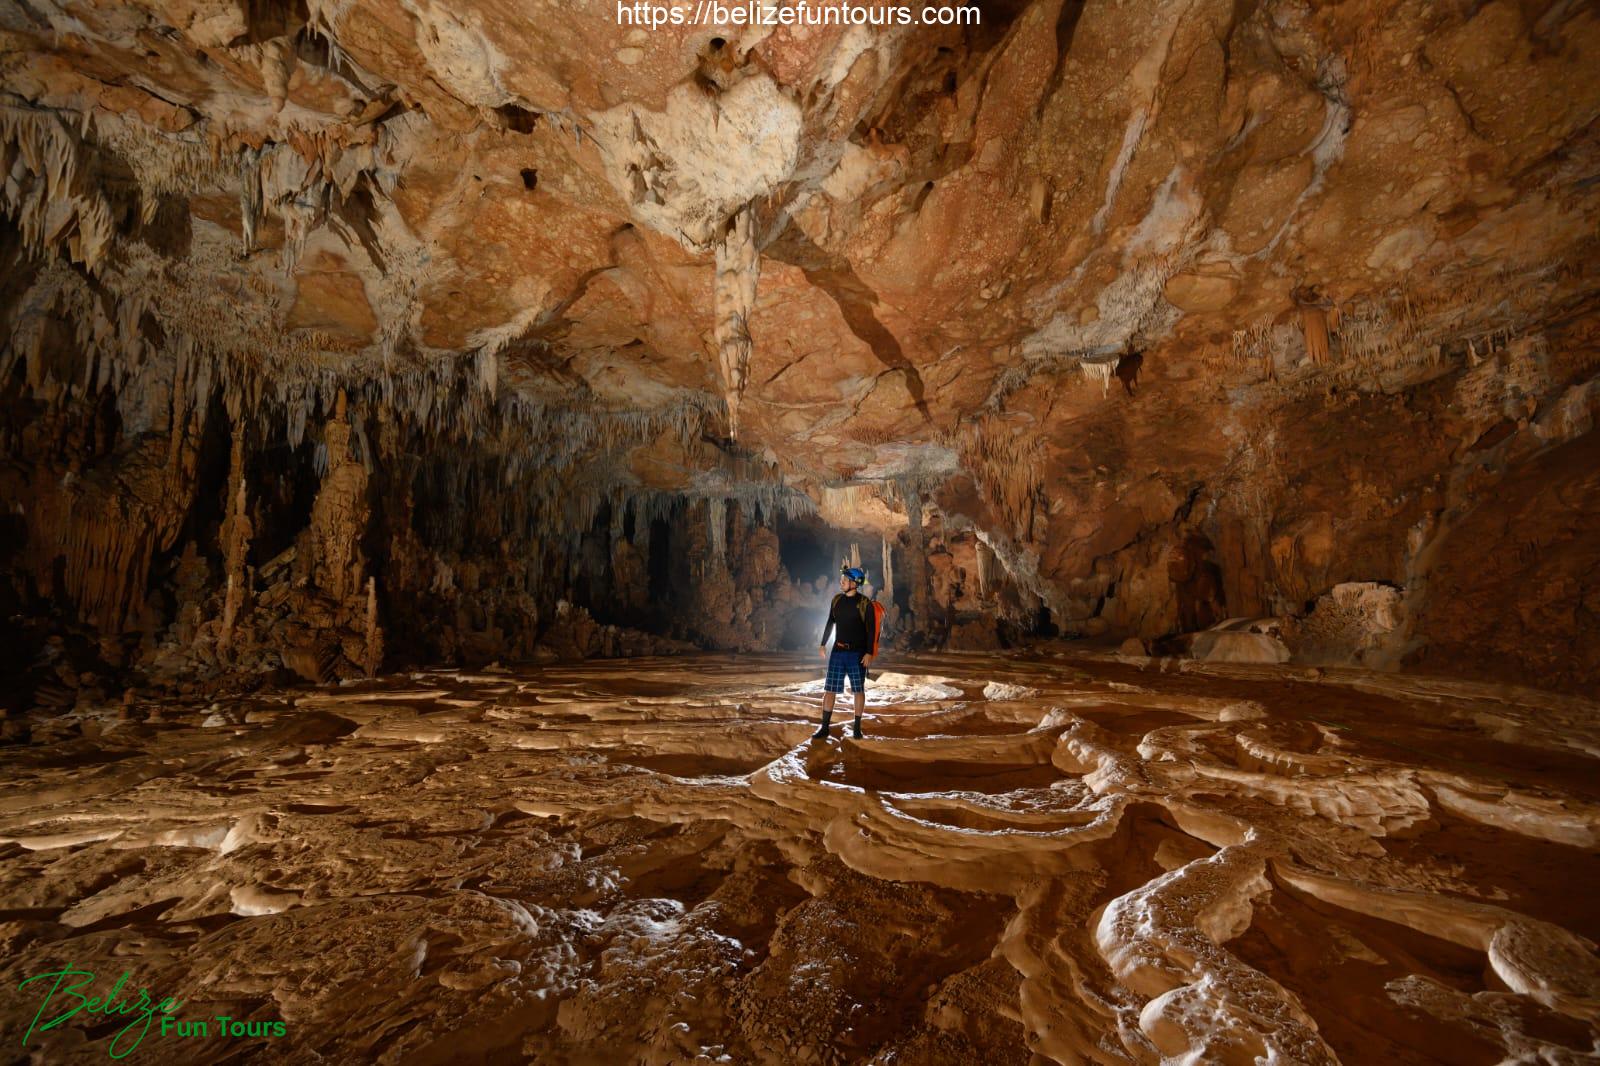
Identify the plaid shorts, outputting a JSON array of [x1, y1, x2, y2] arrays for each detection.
[[824, 649, 866, 694]]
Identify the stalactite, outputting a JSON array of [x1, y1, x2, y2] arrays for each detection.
[[1301, 305, 1331, 365], [713, 205, 759, 440], [1229, 322, 1292, 376], [240, 147, 263, 256], [475, 346, 498, 398], [1081, 359, 1117, 398], [958, 417, 1045, 543], [25, 425, 197, 637], [0, 104, 117, 273], [1216, 264, 1562, 390], [691, 470, 816, 527], [609, 493, 627, 544], [708, 497, 727, 562], [881, 536, 894, 604]]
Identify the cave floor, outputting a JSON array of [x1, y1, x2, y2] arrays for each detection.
[[2, 650, 1597, 1064]]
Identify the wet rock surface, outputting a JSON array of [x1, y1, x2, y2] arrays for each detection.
[[3, 651, 1597, 1063]]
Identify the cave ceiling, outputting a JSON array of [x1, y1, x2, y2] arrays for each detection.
[[1, 0, 1597, 521]]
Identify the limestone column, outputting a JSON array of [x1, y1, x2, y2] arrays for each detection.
[[217, 429, 253, 653]]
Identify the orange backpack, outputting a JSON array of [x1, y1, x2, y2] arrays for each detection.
[[833, 593, 886, 654], [866, 597, 885, 654]]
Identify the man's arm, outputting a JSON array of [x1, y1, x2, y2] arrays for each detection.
[[819, 596, 837, 649]]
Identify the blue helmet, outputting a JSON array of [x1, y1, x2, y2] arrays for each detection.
[[840, 564, 866, 584]]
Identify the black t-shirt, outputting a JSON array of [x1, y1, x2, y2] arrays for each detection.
[[822, 593, 869, 649]]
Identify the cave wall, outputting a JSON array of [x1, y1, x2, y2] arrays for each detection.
[[1409, 406, 1600, 693], [1, 0, 1597, 697], [0, 325, 1009, 698], [938, 297, 1600, 681]]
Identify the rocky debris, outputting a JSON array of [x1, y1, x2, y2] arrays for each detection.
[[534, 600, 694, 661]]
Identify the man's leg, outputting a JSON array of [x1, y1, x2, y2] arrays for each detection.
[[850, 653, 867, 738], [815, 690, 836, 739], [816, 650, 842, 739]]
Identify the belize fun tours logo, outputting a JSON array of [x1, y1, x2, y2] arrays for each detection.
[[18, 965, 286, 1059]]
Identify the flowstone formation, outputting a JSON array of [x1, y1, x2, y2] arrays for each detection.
[[1, 652, 1597, 1063], [0, 0, 1597, 700]]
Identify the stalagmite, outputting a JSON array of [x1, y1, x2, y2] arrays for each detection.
[[305, 391, 366, 603], [363, 577, 381, 678]]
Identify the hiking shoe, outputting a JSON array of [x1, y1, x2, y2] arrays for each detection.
[[810, 727, 830, 741], [851, 720, 864, 739]]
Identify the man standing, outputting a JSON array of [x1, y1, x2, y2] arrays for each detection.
[[815, 564, 880, 740]]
